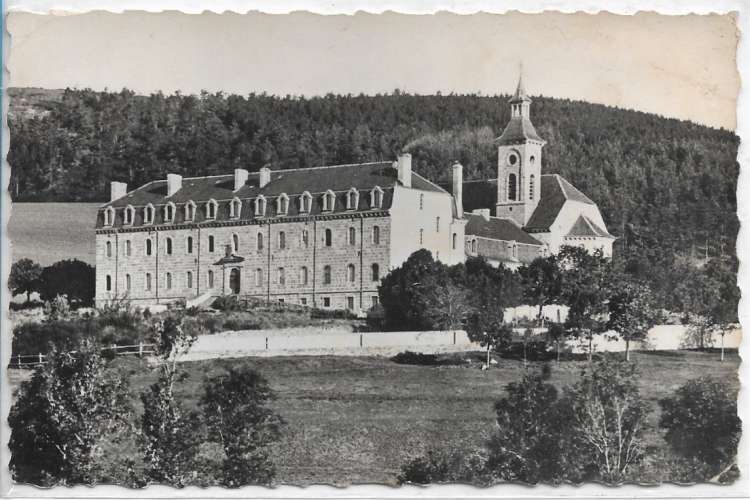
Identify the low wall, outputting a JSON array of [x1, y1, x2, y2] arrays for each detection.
[[564, 325, 742, 354], [183, 329, 478, 361]]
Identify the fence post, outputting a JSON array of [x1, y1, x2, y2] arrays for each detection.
[[16, 354, 21, 367], [360, 333, 363, 348], [453, 331, 456, 345], [38, 352, 43, 364], [139, 341, 143, 357], [265, 337, 268, 350]]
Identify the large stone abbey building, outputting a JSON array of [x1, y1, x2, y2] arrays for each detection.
[[95, 78, 614, 309]]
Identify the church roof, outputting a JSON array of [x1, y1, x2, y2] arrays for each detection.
[[438, 178, 498, 213], [97, 162, 446, 229], [566, 215, 614, 238], [465, 212, 543, 246], [524, 174, 596, 232], [496, 117, 544, 145]]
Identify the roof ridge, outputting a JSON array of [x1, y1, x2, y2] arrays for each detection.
[[269, 161, 392, 174]]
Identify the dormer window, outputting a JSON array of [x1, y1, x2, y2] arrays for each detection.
[[206, 199, 218, 220], [103, 207, 115, 226], [322, 190, 336, 212], [184, 200, 196, 221], [255, 195, 267, 217], [300, 191, 312, 213], [277, 193, 289, 215], [144, 204, 155, 224], [164, 202, 176, 223], [230, 197, 242, 218], [123, 205, 135, 225], [346, 188, 359, 210], [370, 186, 384, 209]]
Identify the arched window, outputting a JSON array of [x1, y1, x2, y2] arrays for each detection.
[[208, 235, 215, 253], [106, 241, 112, 257], [166, 272, 172, 290], [512, 243, 518, 259], [346, 188, 359, 210], [323, 265, 331, 284], [230, 197, 242, 218], [347, 264, 356, 282], [187, 271, 193, 289], [207, 270, 214, 288], [301, 229, 309, 248], [164, 202, 176, 223], [370, 186, 384, 209], [104, 207, 115, 226], [277, 193, 289, 215], [325, 228, 332, 247], [257, 232, 264, 251], [186, 236, 193, 254], [471, 239, 477, 253], [124, 205, 135, 225], [106, 274, 112, 291], [165, 237, 173, 255], [452, 233, 457, 250], [144, 204, 155, 224], [348, 227, 356, 246], [529, 174, 535, 200], [301, 266, 309, 285], [145, 273, 152, 291], [184, 200, 196, 221], [371, 263, 380, 282], [206, 199, 218, 219], [322, 190, 336, 211], [146, 238, 153, 256], [255, 195, 267, 217], [125, 240, 131, 256], [125, 274, 131, 291], [232, 234, 239, 253], [508, 173, 517, 201], [255, 268, 263, 286], [373, 226, 380, 245], [300, 191, 312, 213], [278, 231, 286, 249]]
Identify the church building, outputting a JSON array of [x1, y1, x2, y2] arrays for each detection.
[[94, 76, 613, 309]]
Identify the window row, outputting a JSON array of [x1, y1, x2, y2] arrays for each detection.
[[506, 173, 536, 202], [105, 270, 210, 292], [102, 187, 387, 226], [103, 225, 383, 258]]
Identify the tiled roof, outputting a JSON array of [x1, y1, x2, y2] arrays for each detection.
[[439, 179, 498, 214], [496, 117, 544, 145], [465, 213, 543, 246], [524, 174, 595, 232], [97, 162, 445, 229], [566, 215, 614, 238]]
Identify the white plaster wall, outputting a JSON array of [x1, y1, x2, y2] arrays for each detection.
[[546, 200, 614, 255]]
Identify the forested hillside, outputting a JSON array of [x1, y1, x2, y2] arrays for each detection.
[[7, 87, 739, 306]]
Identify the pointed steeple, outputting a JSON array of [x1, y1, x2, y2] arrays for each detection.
[[510, 70, 531, 103]]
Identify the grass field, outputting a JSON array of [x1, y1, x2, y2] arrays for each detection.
[[9, 202, 99, 265], [9, 349, 739, 485]]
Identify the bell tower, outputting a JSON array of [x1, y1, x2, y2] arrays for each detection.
[[496, 72, 546, 227]]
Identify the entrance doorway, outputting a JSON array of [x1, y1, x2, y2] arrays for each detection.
[[229, 268, 241, 295]]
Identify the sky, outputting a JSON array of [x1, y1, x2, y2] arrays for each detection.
[[6, 10, 740, 129]]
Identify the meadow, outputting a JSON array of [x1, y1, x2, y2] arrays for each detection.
[[8, 349, 740, 485], [8, 202, 99, 265]]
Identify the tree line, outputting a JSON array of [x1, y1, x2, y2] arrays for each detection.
[[8, 87, 739, 310]]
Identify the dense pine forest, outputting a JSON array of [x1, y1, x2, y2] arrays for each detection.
[[8, 87, 739, 308]]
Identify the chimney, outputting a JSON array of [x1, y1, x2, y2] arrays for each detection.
[[234, 168, 249, 191], [473, 208, 491, 221], [259, 167, 271, 188], [167, 174, 182, 197], [452, 162, 463, 218], [110, 181, 127, 202], [397, 153, 412, 188]]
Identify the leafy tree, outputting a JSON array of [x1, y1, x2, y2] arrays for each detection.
[[703, 257, 740, 361], [546, 321, 567, 363], [659, 377, 740, 479], [519, 255, 563, 327], [39, 259, 95, 307], [8, 340, 132, 485], [423, 280, 471, 332], [564, 358, 650, 483], [200, 365, 284, 486], [9, 258, 42, 303], [397, 447, 488, 485], [485, 366, 582, 483], [607, 279, 659, 361], [465, 311, 513, 369]]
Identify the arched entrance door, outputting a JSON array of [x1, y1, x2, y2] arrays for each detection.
[[229, 268, 241, 295]]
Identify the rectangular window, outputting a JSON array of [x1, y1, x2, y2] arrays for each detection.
[[208, 270, 214, 288], [436, 217, 440, 232], [106, 275, 112, 291], [419, 228, 423, 245], [302, 229, 309, 248], [166, 272, 172, 290], [208, 235, 215, 253], [346, 296, 355, 310], [278, 267, 286, 285], [187, 271, 193, 289], [145, 273, 152, 291], [300, 298, 308, 306], [371, 296, 379, 308], [323, 297, 331, 308], [419, 193, 424, 210], [126, 274, 131, 291], [278, 231, 286, 249], [126, 240, 131, 257], [278, 298, 285, 304], [255, 268, 263, 287], [187, 236, 193, 254]]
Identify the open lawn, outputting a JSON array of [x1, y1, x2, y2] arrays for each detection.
[[7, 349, 740, 485]]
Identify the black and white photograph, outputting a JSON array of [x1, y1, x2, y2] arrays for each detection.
[[1, 1, 746, 494]]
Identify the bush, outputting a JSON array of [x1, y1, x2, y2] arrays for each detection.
[[659, 377, 740, 477], [211, 295, 242, 312], [398, 447, 488, 485], [221, 312, 263, 331], [39, 259, 95, 307], [391, 351, 440, 366], [502, 340, 554, 361], [43, 294, 71, 321], [309, 307, 355, 319]]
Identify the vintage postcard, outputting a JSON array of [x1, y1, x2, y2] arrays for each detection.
[[1, 1, 746, 496]]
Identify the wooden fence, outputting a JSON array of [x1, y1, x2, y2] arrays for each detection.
[[9, 342, 157, 369]]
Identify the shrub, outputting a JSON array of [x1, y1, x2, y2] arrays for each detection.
[[398, 447, 488, 485], [502, 340, 554, 362], [659, 377, 740, 477], [211, 295, 242, 312], [43, 294, 71, 321], [221, 312, 263, 331], [391, 351, 439, 366], [39, 259, 95, 307]]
